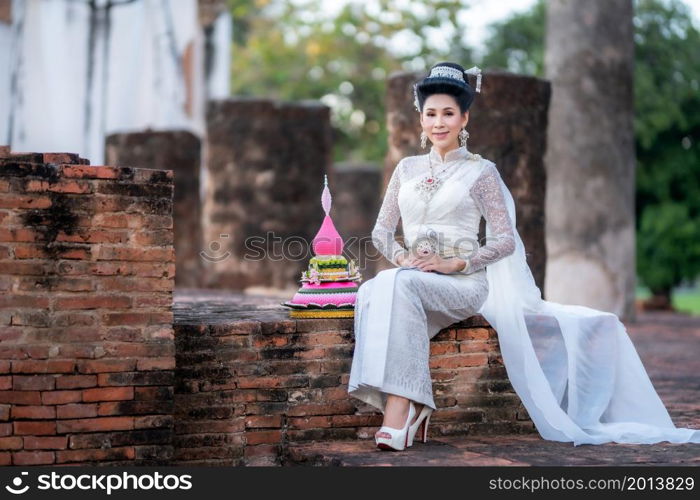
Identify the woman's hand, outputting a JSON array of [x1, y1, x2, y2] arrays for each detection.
[[401, 252, 465, 274]]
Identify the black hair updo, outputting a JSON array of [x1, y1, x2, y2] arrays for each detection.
[[414, 61, 476, 114]]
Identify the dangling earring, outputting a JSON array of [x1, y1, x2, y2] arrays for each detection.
[[459, 128, 469, 148], [420, 131, 428, 149]]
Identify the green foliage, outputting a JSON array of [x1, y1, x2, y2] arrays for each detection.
[[634, 0, 700, 293], [479, 0, 545, 77], [479, 0, 700, 296], [227, 0, 474, 162]]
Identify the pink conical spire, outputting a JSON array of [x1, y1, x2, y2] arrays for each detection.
[[312, 175, 344, 256]]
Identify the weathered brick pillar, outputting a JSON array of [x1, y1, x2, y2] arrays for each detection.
[[331, 163, 381, 278], [203, 99, 333, 290], [0, 150, 175, 466], [105, 131, 202, 288], [385, 70, 550, 292]]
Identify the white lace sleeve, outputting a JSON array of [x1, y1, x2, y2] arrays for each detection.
[[459, 163, 516, 274], [371, 160, 406, 267]]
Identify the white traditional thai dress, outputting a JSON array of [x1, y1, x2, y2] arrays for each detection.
[[349, 145, 700, 446]]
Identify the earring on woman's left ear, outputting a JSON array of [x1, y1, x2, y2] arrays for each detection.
[[459, 128, 469, 148]]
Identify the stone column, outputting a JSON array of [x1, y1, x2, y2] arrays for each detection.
[[545, 0, 636, 320], [385, 71, 550, 292], [105, 131, 202, 289], [203, 99, 332, 290]]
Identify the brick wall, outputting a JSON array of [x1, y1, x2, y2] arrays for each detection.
[[0, 150, 175, 465], [173, 312, 535, 466]]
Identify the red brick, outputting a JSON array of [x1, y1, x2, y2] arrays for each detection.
[[56, 374, 97, 389], [330, 414, 383, 427], [134, 415, 172, 429], [54, 295, 132, 310], [245, 430, 282, 445], [83, 386, 134, 402], [0, 436, 23, 450], [51, 313, 97, 328], [133, 230, 174, 246], [100, 276, 172, 292], [77, 359, 137, 374], [136, 357, 175, 371], [102, 312, 172, 327], [57, 229, 128, 244], [0, 361, 10, 373], [429, 353, 489, 370], [12, 245, 49, 259], [459, 340, 496, 353], [56, 416, 134, 433], [93, 213, 133, 228], [12, 375, 56, 391], [286, 400, 356, 417], [0, 194, 52, 209], [12, 359, 75, 374], [25, 179, 91, 194], [430, 342, 460, 355], [237, 375, 309, 389], [60, 165, 119, 179], [0, 423, 11, 436], [456, 327, 492, 341], [56, 446, 134, 464], [97, 246, 174, 262], [304, 331, 349, 345], [23, 436, 68, 450], [132, 295, 173, 308], [0, 451, 9, 465], [288, 416, 332, 429], [11, 405, 56, 419], [0, 227, 37, 242], [244, 444, 279, 459], [15, 244, 91, 260], [245, 415, 282, 429], [90, 262, 132, 276], [143, 215, 172, 229], [0, 376, 10, 390], [0, 295, 50, 309], [0, 261, 46, 275], [14, 421, 56, 435], [56, 403, 98, 419], [0, 391, 41, 405], [41, 391, 82, 405], [12, 450, 55, 465]]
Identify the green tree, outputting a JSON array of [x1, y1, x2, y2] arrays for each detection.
[[479, 0, 545, 77], [634, 0, 700, 305], [480, 0, 700, 308], [227, 0, 475, 162]]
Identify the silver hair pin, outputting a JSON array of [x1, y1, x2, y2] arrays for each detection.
[[463, 66, 482, 93]]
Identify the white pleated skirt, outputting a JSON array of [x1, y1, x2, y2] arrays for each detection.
[[348, 267, 489, 412]]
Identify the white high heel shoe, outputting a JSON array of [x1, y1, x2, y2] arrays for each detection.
[[375, 402, 417, 451], [407, 404, 433, 447]]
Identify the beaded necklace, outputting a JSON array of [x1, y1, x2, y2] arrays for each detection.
[[414, 151, 458, 200]]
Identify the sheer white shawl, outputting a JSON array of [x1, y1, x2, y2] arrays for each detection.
[[480, 175, 700, 445]]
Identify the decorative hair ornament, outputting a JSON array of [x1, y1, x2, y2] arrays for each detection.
[[413, 64, 483, 112], [463, 66, 482, 93]]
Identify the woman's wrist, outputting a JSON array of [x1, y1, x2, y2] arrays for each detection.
[[395, 251, 408, 266], [452, 257, 468, 273]]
